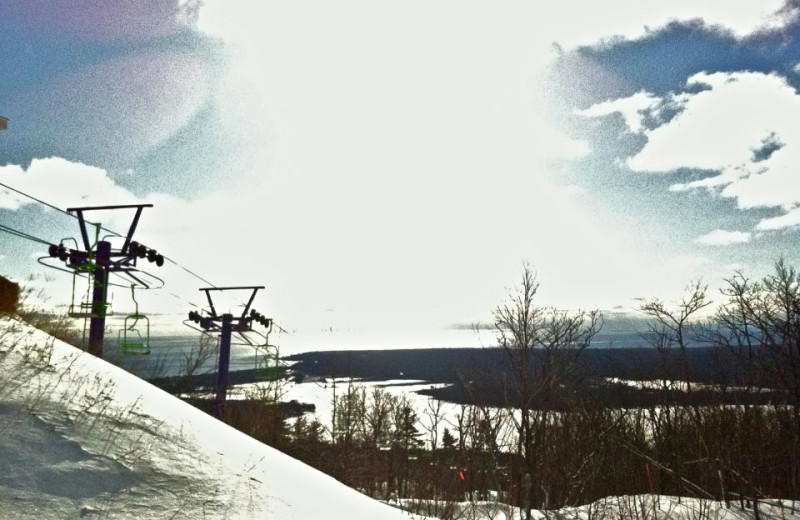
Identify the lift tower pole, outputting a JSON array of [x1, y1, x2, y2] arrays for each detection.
[[87, 240, 111, 357], [192, 286, 264, 419], [217, 313, 233, 414]]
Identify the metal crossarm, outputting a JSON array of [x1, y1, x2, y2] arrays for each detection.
[[66, 204, 153, 253]]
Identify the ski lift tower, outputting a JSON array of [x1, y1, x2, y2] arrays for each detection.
[[187, 286, 264, 419], [39, 204, 164, 357]]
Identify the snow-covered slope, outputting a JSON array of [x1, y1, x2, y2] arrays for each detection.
[[0, 316, 427, 519]]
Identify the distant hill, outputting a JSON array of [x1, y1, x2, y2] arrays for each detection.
[[285, 346, 719, 383], [286, 345, 775, 409]]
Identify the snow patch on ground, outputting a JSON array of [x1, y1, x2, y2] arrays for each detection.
[[398, 495, 800, 520], [604, 378, 775, 393]]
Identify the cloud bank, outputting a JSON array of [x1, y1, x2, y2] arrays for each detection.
[[694, 229, 751, 246]]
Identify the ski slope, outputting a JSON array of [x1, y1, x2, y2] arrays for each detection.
[[0, 316, 427, 519]]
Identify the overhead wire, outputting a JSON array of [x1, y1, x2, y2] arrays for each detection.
[[0, 181, 123, 237], [0, 181, 274, 318], [0, 222, 53, 246], [169, 291, 201, 309], [0, 181, 212, 294], [163, 256, 218, 290], [0, 181, 76, 219]]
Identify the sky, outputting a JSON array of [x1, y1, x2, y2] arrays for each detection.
[[2, 1, 800, 346]]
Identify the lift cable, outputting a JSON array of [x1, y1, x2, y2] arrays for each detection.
[[0, 181, 122, 237], [0, 223, 53, 246], [163, 255, 219, 290], [0, 181, 258, 312]]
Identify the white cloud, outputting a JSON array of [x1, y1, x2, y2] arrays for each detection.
[[604, 71, 800, 231], [185, 3, 629, 318], [0, 158, 138, 211], [628, 72, 798, 173], [5, 1, 781, 339], [694, 229, 751, 246], [179, 3, 691, 324], [576, 91, 660, 133], [756, 207, 800, 231]]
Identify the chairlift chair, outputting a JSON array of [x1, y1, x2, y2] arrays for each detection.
[[254, 343, 280, 380], [118, 286, 151, 355], [55, 231, 109, 320], [68, 260, 110, 319], [119, 313, 150, 355], [230, 325, 279, 379], [251, 322, 279, 379]]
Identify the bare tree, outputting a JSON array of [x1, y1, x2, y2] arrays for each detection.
[[638, 281, 712, 497], [448, 402, 475, 456], [422, 397, 445, 454], [331, 379, 365, 446], [494, 263, 601, 519], [364, 387, 395, 448], [714, 258, 800, 498], [183, 333, 218, 380], [639, 280, 712, 395], [718, 259, 800, 420]]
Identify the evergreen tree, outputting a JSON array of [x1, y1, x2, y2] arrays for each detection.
[[393, 404, 423, 451], [441, 427, 456, 451]]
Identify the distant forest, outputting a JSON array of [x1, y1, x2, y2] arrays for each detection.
[[285, 346, 779, 409]]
